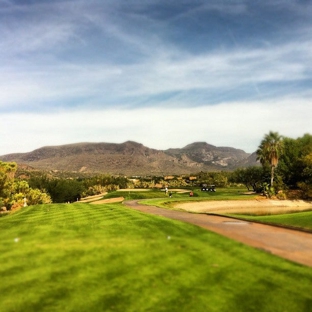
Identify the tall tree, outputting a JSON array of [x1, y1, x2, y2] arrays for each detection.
[[256, 131, 284, 186]]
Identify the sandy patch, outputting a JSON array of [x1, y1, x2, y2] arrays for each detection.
[[79, 193, 107, 202], [168, 189, 190, 193], [175, 199, 312, 215], [89, 197, 124, 204], [117, 189, 150, 192]]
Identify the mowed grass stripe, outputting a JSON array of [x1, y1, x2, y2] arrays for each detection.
[[1, 203, 139, 229], [1, 203, 312, 312]]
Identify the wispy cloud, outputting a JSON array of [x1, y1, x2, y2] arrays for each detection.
[[1, 37, 310, 111], [2, 97, 311, 155], [1, 0, 311, 155]]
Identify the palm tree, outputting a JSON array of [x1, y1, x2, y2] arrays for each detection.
[[256, 131, 284, 186]]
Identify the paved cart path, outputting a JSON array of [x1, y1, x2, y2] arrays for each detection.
[[124, 200, 312, 267]]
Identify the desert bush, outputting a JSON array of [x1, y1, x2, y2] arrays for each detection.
[[26, 188, 52, 205], [297, 182, 312, 200], [276, 191, 287, 200]]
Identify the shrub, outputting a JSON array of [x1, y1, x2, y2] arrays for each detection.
[[297, 182, 312, 200]]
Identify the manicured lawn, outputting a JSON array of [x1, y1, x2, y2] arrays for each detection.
[[103, 189, 169, 200], [230, 210, 312, 232], [111, 187, 257, 208], [1, 203, 312, 312], [141, 187, 258, 209], [102, 187, 256, 203]]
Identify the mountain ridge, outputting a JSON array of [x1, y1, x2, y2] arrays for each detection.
[[0, 141, 258, 175]]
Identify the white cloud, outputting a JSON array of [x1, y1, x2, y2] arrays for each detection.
[[1, 97, 311, 156]]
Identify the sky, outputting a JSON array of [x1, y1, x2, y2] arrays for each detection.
[[1, 0, 312, 155]]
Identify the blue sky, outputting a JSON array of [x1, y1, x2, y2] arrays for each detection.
[[1, 0, 311, 155]]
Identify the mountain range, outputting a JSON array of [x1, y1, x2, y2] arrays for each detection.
[[0, 141, 259, 175]]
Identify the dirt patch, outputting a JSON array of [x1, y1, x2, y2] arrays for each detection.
[[175, 199, 312, 215]]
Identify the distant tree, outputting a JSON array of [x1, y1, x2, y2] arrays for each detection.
[[302, 153, 312, 181], [296, 152, 312, 199], [230, 167, 267, 192], [46, 179, 84, 203], [81, 174, 130, 195], [196, 172, 229, 187], [277, 134, 312, 188], [257, 131, 284, 187], [277, 137, 299, 187], [28, 174, 51, 191]]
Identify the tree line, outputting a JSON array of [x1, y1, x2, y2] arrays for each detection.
[[231, 132, 312, 199], [0, 163, 130, 210], [1, 131, 311, 210], [27, 174, 129, 203]]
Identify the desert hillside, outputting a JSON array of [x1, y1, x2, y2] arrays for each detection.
[[0, 141, 258, 175]]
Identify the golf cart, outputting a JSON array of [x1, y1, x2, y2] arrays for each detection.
[[201, 185, 216, 192]]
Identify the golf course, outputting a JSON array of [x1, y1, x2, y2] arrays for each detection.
[[1, 188, 312, 311]]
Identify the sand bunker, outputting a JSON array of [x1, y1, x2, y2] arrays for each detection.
[[175, 199, 312, 215], [89, 197, 124, 204], [79, 193, 107, 202], [117, 188, 150, 192]]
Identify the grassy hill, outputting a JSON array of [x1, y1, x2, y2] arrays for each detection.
[[1, 202, 312, 311]]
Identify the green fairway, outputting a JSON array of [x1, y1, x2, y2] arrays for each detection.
[[230, 210, 312, 232], [103, 189, 170, 200], [1, 203, 312, 312], [101, 187, 256, 209], [139, 187, 258, 209]]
